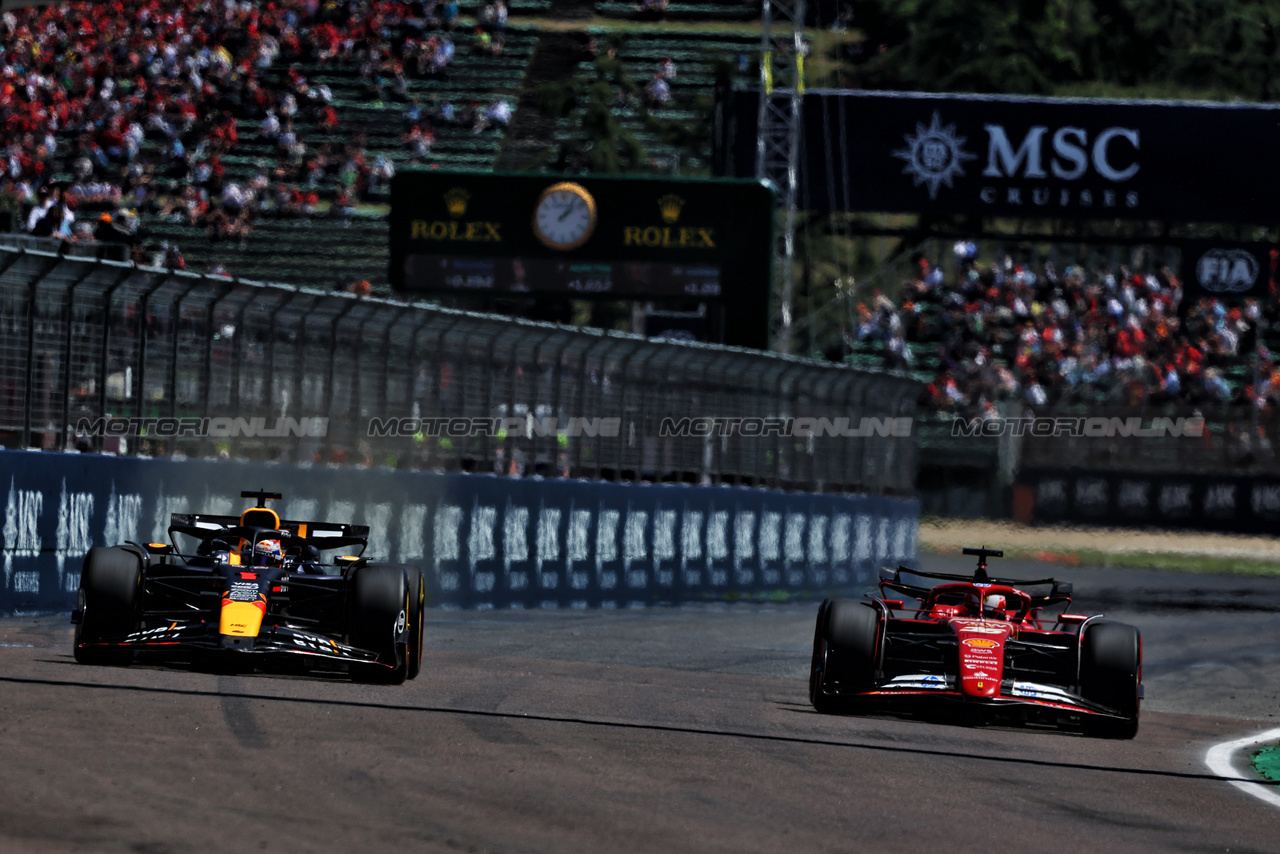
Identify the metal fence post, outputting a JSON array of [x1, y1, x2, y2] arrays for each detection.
[[133, 270, 174, 446], [20, 256, 61, 449], [839, 374, 857, 492], [59, 261, 100, 452], [611, 341, 648, 481], [321, 295, 358, 460], [167, 277, 203, 424], [94, 267, 136, 453], [227, 282, 259, 418], [573, 333, 613, 481], [200, 280, 236, 427], [549, 333, 571, 478]]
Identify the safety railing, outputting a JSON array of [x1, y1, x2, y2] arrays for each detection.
[[0, 245, 922, 496]]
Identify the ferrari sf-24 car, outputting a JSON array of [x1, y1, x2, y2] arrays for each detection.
[[72, 491, 425, 683], [810, 547, 1142, 738]]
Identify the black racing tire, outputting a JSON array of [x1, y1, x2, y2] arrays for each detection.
[[814, 598, 879, 712], [1080, 621, 1141, 739], [406, 569, 426, 680], [74, 546, 141, 666], [348, 564, 410, 685], [809, 599, 832, 709]]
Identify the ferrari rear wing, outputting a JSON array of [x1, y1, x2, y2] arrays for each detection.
[[879, 565, 1074, 606]]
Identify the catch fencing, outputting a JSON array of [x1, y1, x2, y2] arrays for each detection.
[[0, 244, 921, 496]]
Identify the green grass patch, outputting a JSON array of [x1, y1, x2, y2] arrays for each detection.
[[920, 541, 1280, 577], [1253, 746, 1280, 783]]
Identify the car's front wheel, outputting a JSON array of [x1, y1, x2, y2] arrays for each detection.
[[1080, 621, 1141, 739], [812, 598, 879, 713], [74, 547, 141, 666], [348, 564, 410, 685]]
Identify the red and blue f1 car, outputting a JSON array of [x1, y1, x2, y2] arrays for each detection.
[[809, 548, 1142, 738], [72, 490, 425, 683]]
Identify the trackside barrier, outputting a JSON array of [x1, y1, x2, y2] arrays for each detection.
[[0, 245, 921, 496], [1020, 467, 1280, 535], [0, 451, 919, 616]]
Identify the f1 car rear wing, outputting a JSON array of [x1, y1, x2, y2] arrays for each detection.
[[878, 565, 1074, 608], [168, 513, 370, 552]]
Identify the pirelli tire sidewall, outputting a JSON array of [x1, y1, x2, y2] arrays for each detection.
[[348, 564, 411, 684], [818, 598, 880, 703], [1080, 620, 1142, 738], [74, 546, 143, 664], [809, 598, 833, 706], [407, 569, 426, 681]]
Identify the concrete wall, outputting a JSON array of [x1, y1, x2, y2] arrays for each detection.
[[0, 450, 919, 615]]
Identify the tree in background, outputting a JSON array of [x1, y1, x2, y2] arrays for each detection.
[[851, 0, 1280, 100]]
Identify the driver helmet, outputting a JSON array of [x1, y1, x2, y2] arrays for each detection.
[[984, 593, 1007, 616], [251, 538, 282, 567]]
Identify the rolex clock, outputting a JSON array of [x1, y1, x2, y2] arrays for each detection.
[[532, 182, 597, 250]]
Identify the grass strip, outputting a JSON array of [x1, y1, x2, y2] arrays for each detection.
[[919, 542, 1280, 577]]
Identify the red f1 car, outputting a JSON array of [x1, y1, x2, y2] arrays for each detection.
[[809, 547, 1142, 738]]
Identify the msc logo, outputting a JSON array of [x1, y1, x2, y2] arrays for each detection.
[[1196, 249, 1259, 293], [893, 112, 977, 200], [894, 113, 1143, 210]]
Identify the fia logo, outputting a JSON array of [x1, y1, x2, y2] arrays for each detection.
[[892, 112, 977, 199], [1196, 249, 1258, 293]]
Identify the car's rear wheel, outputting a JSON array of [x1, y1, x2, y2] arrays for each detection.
[[1080, 621, 1141, 739], [74, 547, 141, 666], [813, 598, 879, 712], [348, 564, 409, 684], [406, 569, 426, 680]]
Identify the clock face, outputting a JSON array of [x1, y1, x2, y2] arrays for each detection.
[[533, 182, 597, 250]]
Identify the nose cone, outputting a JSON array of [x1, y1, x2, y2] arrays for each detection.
[[951, 619, 1015, 698]]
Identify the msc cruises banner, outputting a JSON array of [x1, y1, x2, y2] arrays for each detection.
[[727, 90, 1280, 224]]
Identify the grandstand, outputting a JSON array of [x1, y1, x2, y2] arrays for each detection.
[[0, 0, 762, 291], [7, 0, 1275, 421]]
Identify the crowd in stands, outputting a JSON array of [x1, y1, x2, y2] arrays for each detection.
[[849, 244, 1277, 418], [0, 0, 512, 273]]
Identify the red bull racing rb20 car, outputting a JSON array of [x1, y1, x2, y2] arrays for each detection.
[[72, 491, 425, 683], [810, 548, 1142, 738]]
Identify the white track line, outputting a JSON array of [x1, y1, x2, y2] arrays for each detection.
[[1204, 727, 1280, 810]]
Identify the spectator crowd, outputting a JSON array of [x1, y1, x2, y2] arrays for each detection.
[[0, 0, 513, 273], [846, 245, 1277, 418]]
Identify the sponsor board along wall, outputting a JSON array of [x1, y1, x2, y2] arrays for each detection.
[[1021, 468, 1280, 534], [0, 451, 919, 616]]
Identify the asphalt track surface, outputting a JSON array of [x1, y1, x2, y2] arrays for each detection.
[[3, 554, 1280, 853]]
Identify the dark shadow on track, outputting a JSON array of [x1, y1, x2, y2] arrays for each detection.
[[1, 674, 1257, 787]]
